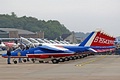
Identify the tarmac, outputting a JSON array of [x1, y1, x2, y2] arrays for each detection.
[[0, 51, 120, 80]]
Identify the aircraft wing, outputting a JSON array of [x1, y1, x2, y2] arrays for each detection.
[[39, 45, 73, 52]]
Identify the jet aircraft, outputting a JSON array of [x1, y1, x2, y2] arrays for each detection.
[[2, 30, 116, 64]]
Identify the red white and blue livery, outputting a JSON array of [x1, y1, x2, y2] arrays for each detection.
[[2, 30, 116, 64]]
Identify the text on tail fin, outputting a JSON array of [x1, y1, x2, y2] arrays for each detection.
[[90, 31, 115, 46]]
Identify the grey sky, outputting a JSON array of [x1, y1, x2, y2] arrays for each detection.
[[0, 0, 120, 37]]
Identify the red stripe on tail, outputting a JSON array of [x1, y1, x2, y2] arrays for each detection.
[[91, 31, 115, 46]]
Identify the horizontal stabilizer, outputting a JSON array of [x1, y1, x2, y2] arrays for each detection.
[[40, 45, 69, 51], [88, 48, 97, 52], [88, 48, 115, 53]]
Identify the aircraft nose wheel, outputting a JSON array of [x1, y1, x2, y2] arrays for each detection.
[[13, 60, 17, 64], [13, 59, 17, 64]]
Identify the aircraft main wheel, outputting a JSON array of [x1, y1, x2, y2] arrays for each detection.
[[59, 58, 65, 62], [74, 56, 77, 59], [82, 55, 85, 58], [69, 56, 73, 60], [39, 61, 44, 63], [76, 56, 79, 59], [31, 58, 35, 63], [65, 57, 69, 61], [75, 56, 79, 59], [23, 59, 27, 62], [78, 56, 82, 59], [14, 60, 17, 64], [85, 55, 87, 57], [52, 59, 59, 64]]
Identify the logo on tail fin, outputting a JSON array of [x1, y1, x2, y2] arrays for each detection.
[[79, 30, 115, 47], [91, 31, 115, 46]]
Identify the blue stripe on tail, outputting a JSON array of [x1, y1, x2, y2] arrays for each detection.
[[79, 31, 95, 46]]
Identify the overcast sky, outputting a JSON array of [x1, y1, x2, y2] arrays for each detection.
[[0, 0, 120, 37]]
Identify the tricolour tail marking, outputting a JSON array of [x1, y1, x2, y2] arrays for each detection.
[[90, 31, 115, 46], [79, 30, 115, 47]]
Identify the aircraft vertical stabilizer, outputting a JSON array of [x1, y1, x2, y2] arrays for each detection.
[[79, 31, 96, 46], [79, 30, 115, 47]]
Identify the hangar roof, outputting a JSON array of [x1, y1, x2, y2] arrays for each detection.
[[61, 33, 71, 40], [0, 28, 35, 34]]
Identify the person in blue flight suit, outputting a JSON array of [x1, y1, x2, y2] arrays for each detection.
[[26, 45, 30, 61], [7, 47, 11, 64]]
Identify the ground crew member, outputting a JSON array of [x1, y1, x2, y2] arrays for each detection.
[[7, 47, 11, 64]]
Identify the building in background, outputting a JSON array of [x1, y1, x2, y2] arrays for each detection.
[[0, 28, 44, 38], [61, 31, 78, 44]]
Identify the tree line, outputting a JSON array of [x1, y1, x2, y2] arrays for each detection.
[[0, 12, 71, 40]]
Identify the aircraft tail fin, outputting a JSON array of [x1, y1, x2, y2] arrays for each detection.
[[79, 30, 116, 47]]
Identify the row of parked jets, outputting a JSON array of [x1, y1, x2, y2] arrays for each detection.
[[0, 37, 76, 50], [1, 30, 116, 64], [22, 37, 79, 47]]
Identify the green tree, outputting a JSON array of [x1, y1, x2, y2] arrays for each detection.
[[0, 13, 71, 39]]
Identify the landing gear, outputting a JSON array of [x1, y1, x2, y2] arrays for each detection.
[[31, 58, 35, 63], [39, 60, 44, 63], [13, 59, 17, 64], [69, 56, 75, 60], [64, 57, 69, 61], [59, 58, 65, 62], [13, 60, 17, 64], [52, 59, 59, 64], [23, 59, 27, 62]]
